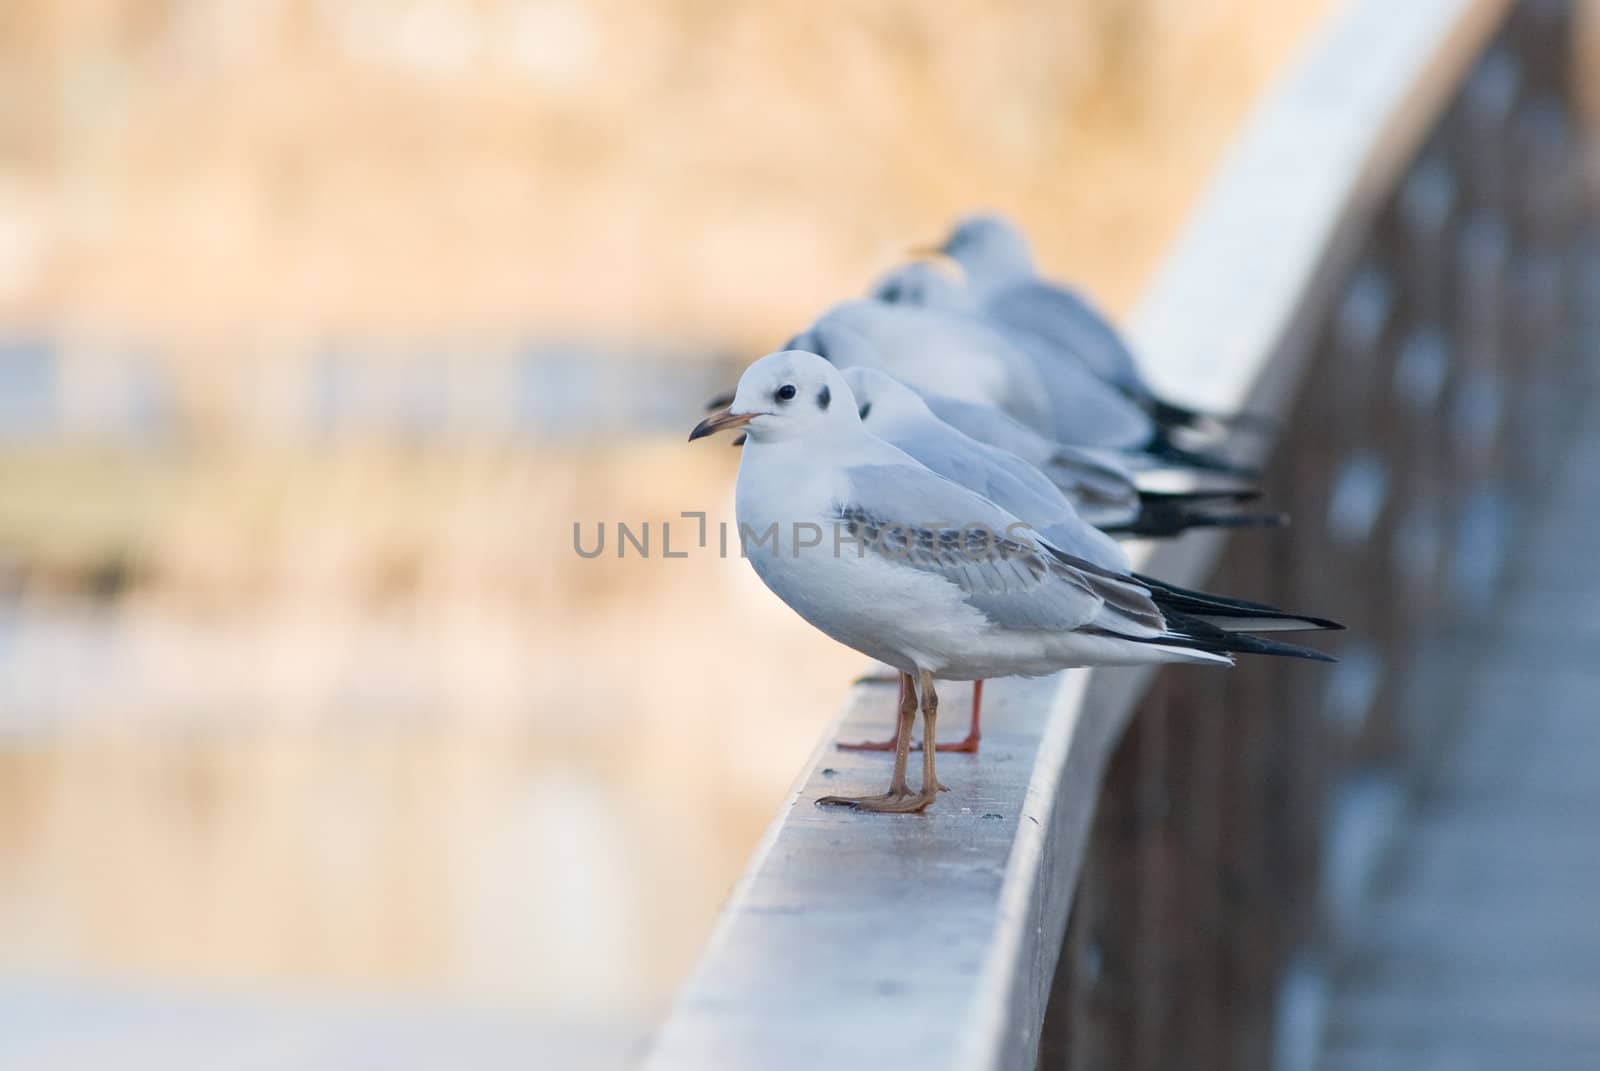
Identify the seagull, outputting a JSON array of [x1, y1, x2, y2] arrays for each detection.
[[834, 365, 1285, 754], [789, 317, 1254, 483], [867, 259, 977, 313], [689, 351, 1339, 813], [788, 299, 1154, 451], [918, 214, 1266, 436], [919, 392, 1265, 527], [847, 365, 1282, 539]]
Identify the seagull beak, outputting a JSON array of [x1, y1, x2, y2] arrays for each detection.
[[704, 389, 735, 411], [689, 409, 755, 442], [907, 241, 945, 258]]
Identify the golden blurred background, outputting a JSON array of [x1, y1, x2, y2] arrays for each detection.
[[0, 0, 1336, 1064]]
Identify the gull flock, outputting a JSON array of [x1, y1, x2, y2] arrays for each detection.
[[690, 214, 1340, 814]]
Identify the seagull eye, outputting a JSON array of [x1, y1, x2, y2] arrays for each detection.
[[775, 384, 797, 402]]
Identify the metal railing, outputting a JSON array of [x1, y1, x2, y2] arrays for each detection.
[[644, 1, 1595, 1068]]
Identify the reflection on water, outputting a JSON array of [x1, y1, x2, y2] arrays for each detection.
[[0, 714, 636, 1002]]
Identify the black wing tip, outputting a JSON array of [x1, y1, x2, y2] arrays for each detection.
[[1236, 635, 1339, 662], [1142, 433, 1261, 480], [1158, 612, 1342, 662], [1132, 573, 1344, 632], [1114, 504, 1288, 538], [1233, 633, 1339, 662], [1036, 547, 1346, 635], [1130, 571, 1272, 607], [1136, 488, 1262, 505], [1149, 398, 1219, 435], [1188, 511, 1290, 530], [1099, 620, 1340, 663]]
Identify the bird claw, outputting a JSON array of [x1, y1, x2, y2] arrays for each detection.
[[835, 736, 979, 754], [816, 789, 937, 813]]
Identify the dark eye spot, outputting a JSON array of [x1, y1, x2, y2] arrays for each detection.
[[816, 385, 830, 410], [776, 384, 797, 402], [858, 401, 872, 420]]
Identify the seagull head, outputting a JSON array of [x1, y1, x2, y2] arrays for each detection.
[[689, 350, 858, 445], [930, 213, 1035, 293], [867, 262, 973, 312], [840, 366, 934, 433]]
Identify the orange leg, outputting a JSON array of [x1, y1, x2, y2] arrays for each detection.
[[838, 679, 983, 754], [940, 679, 983, 753]]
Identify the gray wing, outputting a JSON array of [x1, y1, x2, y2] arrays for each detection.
[[988, 281, 1149, 400], [967, 449, 1131, 572], [921, 393, 1056, 466], [837, 463, 1163, 635], [994, 322, 1154, 448], [1045, 445, 1142, 525], [824, 303, 1057, 435], [919, 393, 1143, 522], [892, 425, 1130, 573]]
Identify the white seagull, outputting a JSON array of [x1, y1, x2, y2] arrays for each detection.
[[690, 351, 1338, 813], [795, 318, 1263, 514], [919, 391, 1259, 518], [836, 365, 1284, 754], [921, 214, 1265, 436], [845, 365, 1280, 539], [787, 299, 1155, 451]]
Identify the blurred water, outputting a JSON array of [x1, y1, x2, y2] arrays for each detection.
[[0, 606, 704, 1067], [0, 338, 59, 440], [0, 976, 641, 1070], [0, 338, 738, 444]]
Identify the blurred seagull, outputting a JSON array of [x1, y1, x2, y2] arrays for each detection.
[[917, 391, 1259, 523], [792, 298, 1186, 452], [868, 259, 977, 313], [849, 365, 1280, 537], [786, 318, 1255, 481], [782, 300, 1059, 438], [916, 214, 1267, 436], [689, 351, 1338, 814], [836, 366, 1284, 754]]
